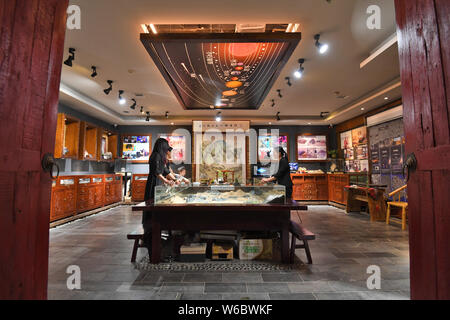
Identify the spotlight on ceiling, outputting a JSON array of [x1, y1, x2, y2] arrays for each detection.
[[165, 111, 169, 119], [314, 34, 329, 54], [294, 58, 305, 79], [145, 111, 150, 122], [103, 80, 113, 95], [63, 48, 76, 67], [130, 99, 137, 110], [118, 90, 126, 105], [285, 77, 292, 87], [90, 66, 98, 78], [277, 89, 283, 98], [271, 99, 276, 108], [140, 106, 144, 114], [320, 111, 330, 118], [215, 111, 222, 122], [276, 112, 281, 121]]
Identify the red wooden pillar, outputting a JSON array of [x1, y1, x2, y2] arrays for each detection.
[[0, 0, 68, 299], [395, 0, 450, 300]]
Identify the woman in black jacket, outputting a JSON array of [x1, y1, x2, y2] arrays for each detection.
[[142, 138, 178, 248], [261, 147, 293, 199]]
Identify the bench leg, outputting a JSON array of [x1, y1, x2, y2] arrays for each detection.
[[386, 203, 391, 225], [401, 207, 407, 231], [303, 240, 313, 264], [290, 234, 296, 264], [131, 239, 139, 263]]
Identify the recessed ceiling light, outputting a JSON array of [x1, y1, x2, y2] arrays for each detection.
[[384, 96, 389, 100], [361, 107, 365, 111], [171, 122, 174, 125], [308, 122, 312, 125]]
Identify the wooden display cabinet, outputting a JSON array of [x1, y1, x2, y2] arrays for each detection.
[[80, 122, 101, 160], [291, 174, 328, 201], [105, 174, 123, 205], [100, 131, 119, 160], [131, 174, 148, 202], [50, 177, 77, 221], [328, 174, 350, 205], [54, 113, 81, 159]]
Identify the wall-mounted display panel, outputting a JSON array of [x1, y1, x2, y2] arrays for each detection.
[[258, 134, 288, 161], [122, 135, 151, 163], [296, 135, 327, 161], [158, 134, 187, 162]]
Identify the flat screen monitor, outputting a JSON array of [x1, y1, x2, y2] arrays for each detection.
[[289, 162, 299, 172]]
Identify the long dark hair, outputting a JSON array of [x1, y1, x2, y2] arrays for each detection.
[[150, 138, 172, 164], [279, 147, 288, 161]]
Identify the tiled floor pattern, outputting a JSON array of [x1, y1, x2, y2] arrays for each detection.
[[48, 205, 410, 300]]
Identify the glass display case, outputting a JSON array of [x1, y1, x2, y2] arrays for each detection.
[[154, 185, 286, 205]]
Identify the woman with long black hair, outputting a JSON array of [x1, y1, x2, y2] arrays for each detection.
[[142, 138, 178, 248], [261, 147, 293, 199]]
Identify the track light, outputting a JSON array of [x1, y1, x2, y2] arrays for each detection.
[[285, 77, 292, 87], [145, 111, 150, 122], [276, 112, 281, 121], [165, 111, 169, 119], [277, 89, 283, 98], [90, 66, 98, 78], [63, 48, 75, 67], [129, 99, 136, 110], [294, 58, 305, 79], [271, 99, 275, 108], [314, 34, 329, 54], [118, 90, 126, 105], [215, 111, 222, 122], [103, 80, 113, 95], [140, 106, 144, 114]]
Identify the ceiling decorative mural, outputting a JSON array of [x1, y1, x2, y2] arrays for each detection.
[[141, 33, 301, 110]]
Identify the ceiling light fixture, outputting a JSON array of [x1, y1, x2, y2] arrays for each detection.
[[294, 58, 305, 79], [271, 99, 275, 107], [314, 34, 329, 54], [384, 96, 389, 100], [276, 112, 281, 121], [103, 80, 113, 95], [63, 48, 75, 67], [277, 89, 283, 98], [215, 111, 222, 122], [149, 23, 158, 34], [145, 111, 150, 122], [90, 66, 98, 78], [140, 106, 144, 114], [118, 90, 126, 105], [165, 111, 169, 119], [130, 98, 137, 110], [285, 77, 292, 87]]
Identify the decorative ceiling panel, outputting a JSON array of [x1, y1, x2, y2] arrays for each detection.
[[141, 33, 301, 110]]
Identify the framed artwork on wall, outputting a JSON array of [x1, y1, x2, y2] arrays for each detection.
[[257, 134, 289, 161], [296, 134, 328, 161], [158, 134, 187, 162], [121, 134, 152, 163]]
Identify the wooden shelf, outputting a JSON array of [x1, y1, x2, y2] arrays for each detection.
[[54, 114, 81, 159]]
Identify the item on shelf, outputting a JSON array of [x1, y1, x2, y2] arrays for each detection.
[[239, 239, 273, 261], [296, 167, 308, 173], [179, 243, 207, 262], [212, 242, 234, 260], [102, 152, 113, 160]]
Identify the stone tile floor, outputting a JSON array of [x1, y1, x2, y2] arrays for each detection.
[[48, 205, 410, 300]]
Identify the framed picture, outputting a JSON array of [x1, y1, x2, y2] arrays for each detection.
[[257, 134, 288, 161], [121, 134, 151, 163], [340, 130, 353, 150], [158, 134, 187, 162], [296, 135, 327, 161], [351, 126, 367, 146]]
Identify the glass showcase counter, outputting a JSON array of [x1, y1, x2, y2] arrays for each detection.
[[154, 185, 286, 205]]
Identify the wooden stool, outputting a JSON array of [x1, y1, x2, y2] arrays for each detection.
[[127, 229, 145, 262], [289, 221, 316, 264]]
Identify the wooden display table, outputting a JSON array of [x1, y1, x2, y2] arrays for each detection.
[[344, 186, 387, 221], [132, 200, 308, 264]]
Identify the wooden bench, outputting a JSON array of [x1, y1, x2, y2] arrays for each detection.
[[127, 229, 145, 263], [289, 221, 316, 264]]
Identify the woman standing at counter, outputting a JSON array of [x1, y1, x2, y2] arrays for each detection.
[[143, 138, 179, 248], [261, 147, 293, 199]]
